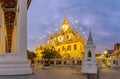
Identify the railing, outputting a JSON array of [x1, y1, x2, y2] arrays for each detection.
[[35, 58, 104, 68], [110, 58, 120, 68], [96, 58, 103, 68], [37, 59, 83, 67], [34, 58, 120, 68]]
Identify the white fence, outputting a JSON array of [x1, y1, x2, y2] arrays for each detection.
[[37, 59, 83, 67], [34, 58, 120, 68], [35, 58, 103, 68], [110, 58, 120, 68]]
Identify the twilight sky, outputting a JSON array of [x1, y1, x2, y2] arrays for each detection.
[[27, 0, 120, 53]]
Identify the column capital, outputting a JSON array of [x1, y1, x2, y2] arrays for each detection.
[[2, 7, 16, 12]]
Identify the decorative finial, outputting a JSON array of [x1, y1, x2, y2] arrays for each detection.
[[55, 28, 58, 32], [64, 9, 66, 16], [80, 27, 82, 30], [75, 20, 78, 24], [76, 26, 78, 29], [64, 10, 67, 20], [49, 27, 52, 35]]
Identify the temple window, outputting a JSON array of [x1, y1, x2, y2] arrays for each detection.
[[58, 48, 60, 52], [66, 35, 69, 40], [88, 50, 92, 57], [67, 45, 71, 51], [62, 46, 65, 51], [74, 44, 77, 50]]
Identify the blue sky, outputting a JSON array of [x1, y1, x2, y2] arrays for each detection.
[[27, 0, 120, 53]]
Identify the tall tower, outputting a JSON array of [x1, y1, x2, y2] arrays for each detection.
[[0, 0, 32, 75], [82, 31, 97, 74]]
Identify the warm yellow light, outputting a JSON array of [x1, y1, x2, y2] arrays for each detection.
[[104, 51, 107, 54]]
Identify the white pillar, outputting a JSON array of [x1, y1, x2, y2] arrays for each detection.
[[54, 59, 56, 65], [110, 59, 113, 68], [0, 0, 32, 75], [118, 59, 120, 67], [61, 59, 64, 66], [70, 59, 73, 66], [18, 0, 27, 59]]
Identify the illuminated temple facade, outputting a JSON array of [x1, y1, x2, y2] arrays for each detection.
[[35, 15, 86, 59]]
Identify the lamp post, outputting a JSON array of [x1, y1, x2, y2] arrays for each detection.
[[102, 48, 108, 65]]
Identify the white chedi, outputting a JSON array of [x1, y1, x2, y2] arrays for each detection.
[[82, 31, 97, 74]]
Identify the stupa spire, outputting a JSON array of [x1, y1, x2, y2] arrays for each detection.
[[87, 30, 93, 44]]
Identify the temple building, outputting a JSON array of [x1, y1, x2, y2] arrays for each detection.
[[102, 43, 120, 58], [35, 15, 86, 59], [108, 43, 120, 58]]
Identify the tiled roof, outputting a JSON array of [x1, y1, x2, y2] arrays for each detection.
[[107, 50, 113, 54]]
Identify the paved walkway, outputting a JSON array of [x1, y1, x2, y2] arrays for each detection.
[[0, 66, 87, 79], [0, 66, 119, 79], [99, 68, 120, 79]]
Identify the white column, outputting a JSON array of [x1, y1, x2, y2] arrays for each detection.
[[118, 59, 120, 67], [18, 0, 27, 59], [70, 59, 73, 66], [61, 59, 64, 65], [54, 59, 56, 65], [0, 0, 32, 75], [110, 59, 113, 68]]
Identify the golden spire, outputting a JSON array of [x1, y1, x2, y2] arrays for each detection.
[[62, 10, 68, 25], [61, 10, 71, 32], [63, 10, 67, 21]]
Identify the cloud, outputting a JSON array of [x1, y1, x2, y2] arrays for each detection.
[[27, 0, 120, 53]]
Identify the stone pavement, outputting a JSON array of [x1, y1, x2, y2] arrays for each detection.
[[0, 66, 119, 79], [99, 67, 120, 79], [0, 66, 87, 79]]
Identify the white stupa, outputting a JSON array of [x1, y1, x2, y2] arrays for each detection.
[[82, 31, 97, 74]]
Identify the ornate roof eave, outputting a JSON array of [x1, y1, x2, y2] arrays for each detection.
[[56, 38, 85, 46], [0, 0, 32, 9], [27, 0, 32, 9]]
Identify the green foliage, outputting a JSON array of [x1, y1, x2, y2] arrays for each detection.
[[102, 56, 107, 65], [27, 50, 37, 60], [41, 47, 61, 60]]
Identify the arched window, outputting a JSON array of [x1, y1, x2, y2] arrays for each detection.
[[88, 50, 92, 57], [74, 44, 77, 50]]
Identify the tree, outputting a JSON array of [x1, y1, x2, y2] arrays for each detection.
[[27, 50, 37, 61], [27, 50, 37, 67], [41, 47, 61, 66]]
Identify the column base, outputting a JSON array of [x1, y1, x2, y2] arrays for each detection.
[[82, 61, 97, 74], [0, 53, 32, 75]]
